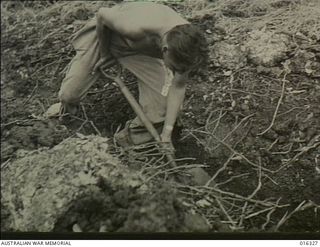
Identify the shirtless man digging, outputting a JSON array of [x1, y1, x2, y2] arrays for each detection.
[[49, 2, 208, 148]]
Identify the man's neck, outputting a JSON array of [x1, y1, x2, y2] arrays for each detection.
[[160, 31, 169, 49], [159, 23, 190, 46]]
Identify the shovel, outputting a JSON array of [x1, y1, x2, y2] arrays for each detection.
[[99, 60, 177, 167]]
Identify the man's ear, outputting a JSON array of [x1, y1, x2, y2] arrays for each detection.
[[162, 46, 168, 53]]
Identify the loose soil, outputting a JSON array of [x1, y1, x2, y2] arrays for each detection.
[[1, 0, 319, 233]]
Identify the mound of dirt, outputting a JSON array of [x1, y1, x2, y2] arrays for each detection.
[[1, 134, 210, 232]]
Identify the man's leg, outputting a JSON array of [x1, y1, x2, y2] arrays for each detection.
[[58, 41, 101, 114], [115, 55, 174, 146], [57, 17, 111, 115]]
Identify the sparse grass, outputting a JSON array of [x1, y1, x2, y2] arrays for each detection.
[[1, 1, 113, 32], [183, 0, 320, 40], [1, 1, 117, 101]]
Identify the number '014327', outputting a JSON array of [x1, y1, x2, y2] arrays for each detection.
[[300, 241, 318, 246]]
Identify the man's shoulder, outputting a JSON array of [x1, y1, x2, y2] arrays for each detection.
[[108, 2, 173, 14], [98, 2, 185, 38], [118, 2, 170, 9]]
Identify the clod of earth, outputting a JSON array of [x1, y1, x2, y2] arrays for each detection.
[[210, 41, 247, 70], [245, 29, 290, 67]]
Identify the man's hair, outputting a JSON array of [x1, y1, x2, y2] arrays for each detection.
[[166, 24, 209, 72]]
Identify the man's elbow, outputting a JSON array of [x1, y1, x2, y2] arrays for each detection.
[[96, 7, 110, 25], [172, 77, 187, 90], [171, 82, 186, 96]]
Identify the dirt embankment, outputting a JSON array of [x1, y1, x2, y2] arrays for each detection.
[[1, 0, 320, 233]]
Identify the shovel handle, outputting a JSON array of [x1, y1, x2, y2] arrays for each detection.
[[100, 64, 177, 166]]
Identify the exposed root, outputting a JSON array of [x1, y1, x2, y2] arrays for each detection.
[[144, 164, 208, 184], [1, 159, 11, 170], [211, 113, 254, 151], [1, 119, 36, 128], [215, 198, 237, 228], [215, 173, 250, 187], [238, 157, 262, 228], [261, 198, 281, 230], [193, 129, 275, 173], [205, 153, 235, 186], [271, 143, 293, 155], [276, 142, 320, 172], [23, 81, 39, 105], [274, 200, 312, 231], [76, 104, 102, 136], [258, 73, 287, 136]]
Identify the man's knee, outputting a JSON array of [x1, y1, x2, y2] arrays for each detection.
[[58, 88, 81, 105]]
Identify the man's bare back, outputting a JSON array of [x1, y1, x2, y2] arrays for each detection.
[[97, 2, 189, 58]]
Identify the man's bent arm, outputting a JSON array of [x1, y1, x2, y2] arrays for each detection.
[[96, 8, 113, 58], [161, 74, 187, 142]]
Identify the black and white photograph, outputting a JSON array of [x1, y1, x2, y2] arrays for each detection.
[[1, 0, 320, 239]]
